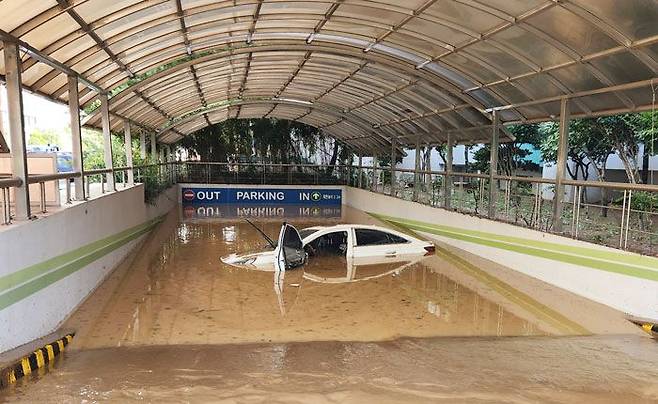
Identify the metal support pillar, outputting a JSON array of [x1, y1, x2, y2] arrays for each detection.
[[140, 130, 146, 159], [123, 120, 134, 185], [413, 137, 421, 201], [100, 93, 115, 191], [425, 143, 432, 190], [68, 75, 85, 200], [488, 111, 499, 218], [553, 98, 571, 232], [150, 133, 157, 162], [371, 155, 378, 192], [390, 137, 397, 196], [3, 41, 31, 220], [444, 134, 453, 209], [358, 155, 363, 188]]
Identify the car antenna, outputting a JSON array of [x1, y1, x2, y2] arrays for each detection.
[[244, 218, 276, 248]]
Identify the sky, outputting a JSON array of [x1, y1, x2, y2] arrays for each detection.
[[0, 84, 72, 151]]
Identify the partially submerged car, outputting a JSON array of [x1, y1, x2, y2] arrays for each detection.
[[221, 222, 435, 272]]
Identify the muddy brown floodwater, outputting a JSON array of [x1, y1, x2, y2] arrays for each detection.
[[2, 206, 657, 403]]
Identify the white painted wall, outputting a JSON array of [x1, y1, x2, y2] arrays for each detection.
[[0, 185, 177, 352], [345, 187, 658, 320]]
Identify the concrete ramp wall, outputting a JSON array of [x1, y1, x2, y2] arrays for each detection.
[[0, 185, 177, 352], [345, 187, 658, 321]]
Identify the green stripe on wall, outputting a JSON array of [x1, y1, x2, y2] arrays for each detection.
[[0, 218, 162, 311], [435, 246, 590, 335], [371, 213, 658, 282]]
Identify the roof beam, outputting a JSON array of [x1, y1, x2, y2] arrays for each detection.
[[0, 29, 104, 93], [364, 0, 440, 52], [55, 0, 134, 77]]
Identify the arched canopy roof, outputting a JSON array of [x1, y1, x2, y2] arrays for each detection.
[[1, 0, 657, 152]]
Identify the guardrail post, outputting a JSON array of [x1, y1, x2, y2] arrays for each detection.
[[413, 137, 421, 201], [140, 130, 147, 160], [3, 41, 31, 220], [150, 133, 157, 162], [358, 155, 363, 188], [2, 188, 11, 224], [123, 120, 134, 186], [100, 93, 115, 192], [444, 134, 453, 209], [68, 75, 85, 200], [65, 179, 71, 204], [553, 98, 570, 232], [425, 142, 432, 193], [390, 137, 397, 196], [39, 182, 46, 213], [371, 155, 378, 192], [488, 111, 499, 218]]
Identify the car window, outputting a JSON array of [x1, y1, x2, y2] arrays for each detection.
[[282, 226, 303, 249], [355, 229, 409, 246], [298, 228, 320, 239], [305, 231, 348, 257]]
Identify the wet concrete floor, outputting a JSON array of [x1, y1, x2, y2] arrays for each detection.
[[2, 206, 657, 402]]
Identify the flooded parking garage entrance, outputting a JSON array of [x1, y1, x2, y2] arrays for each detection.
[[2, 205, 658, 403]]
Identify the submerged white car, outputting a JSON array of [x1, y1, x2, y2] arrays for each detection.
[[221, 222, 435, 271]]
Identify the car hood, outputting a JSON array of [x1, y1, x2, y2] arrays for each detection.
[[221, 250, 276, 270]]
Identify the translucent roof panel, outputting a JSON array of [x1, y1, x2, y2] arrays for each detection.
[[0, 0, 656, 150]]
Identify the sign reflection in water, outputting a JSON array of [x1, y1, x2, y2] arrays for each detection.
[[183, 204, 342, 220]]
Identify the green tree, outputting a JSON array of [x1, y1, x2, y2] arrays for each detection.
[[29, 128, 61, 147], [471, 124, 542, 176]]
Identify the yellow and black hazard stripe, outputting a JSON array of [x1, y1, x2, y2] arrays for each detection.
[[0, 333, 74, 388], [641, 323, 658, 338]]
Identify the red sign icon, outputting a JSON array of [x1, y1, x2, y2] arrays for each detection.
[[183, 190, 196, 201]]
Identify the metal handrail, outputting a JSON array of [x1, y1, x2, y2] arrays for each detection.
[[0, 177, 22, 188], [28, 172, 81, 183], [563, 178, 658, 192]]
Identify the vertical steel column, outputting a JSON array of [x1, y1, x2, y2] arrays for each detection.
[[488, 111, 500, 218], [444, 134, 453, 209], [3, 41, 31, 220], [425, 143, 432, 190], [553, 98, 571, 232], [123, 120, 134, 185], [358, 155, 363, 188], [140, 130, 146, 159], [413, 137, 421, 201], [150, 133, 157, 162], [371, 155, 378, 192], [100, 93, 115, 191], [390, 137, 397, 196], [68, 76, 85, 200]]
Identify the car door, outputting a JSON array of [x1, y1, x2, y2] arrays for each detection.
[[273, 223, 307, 271], [351, 228, 411, 264]]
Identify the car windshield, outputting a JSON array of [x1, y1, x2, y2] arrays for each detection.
[[298, 228, 320, 239]]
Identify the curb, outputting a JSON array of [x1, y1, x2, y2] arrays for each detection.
[[0, 333, 74, 388]]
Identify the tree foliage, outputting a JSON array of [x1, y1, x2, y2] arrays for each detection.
[[540, 113, 657, 184], [471, 124, 543, 175], [178, 118, 347, 169]]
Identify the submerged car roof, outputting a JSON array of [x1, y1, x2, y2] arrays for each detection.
[[300, 224, 419, 239]]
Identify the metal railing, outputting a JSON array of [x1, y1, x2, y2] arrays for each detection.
[[177, 161, 352, 186], [0, 162, 177, 225], [350, 164, 658, 255], [2, 160, 657, 255]]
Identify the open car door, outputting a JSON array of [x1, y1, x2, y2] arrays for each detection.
[[274, 223, 307, 271]]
